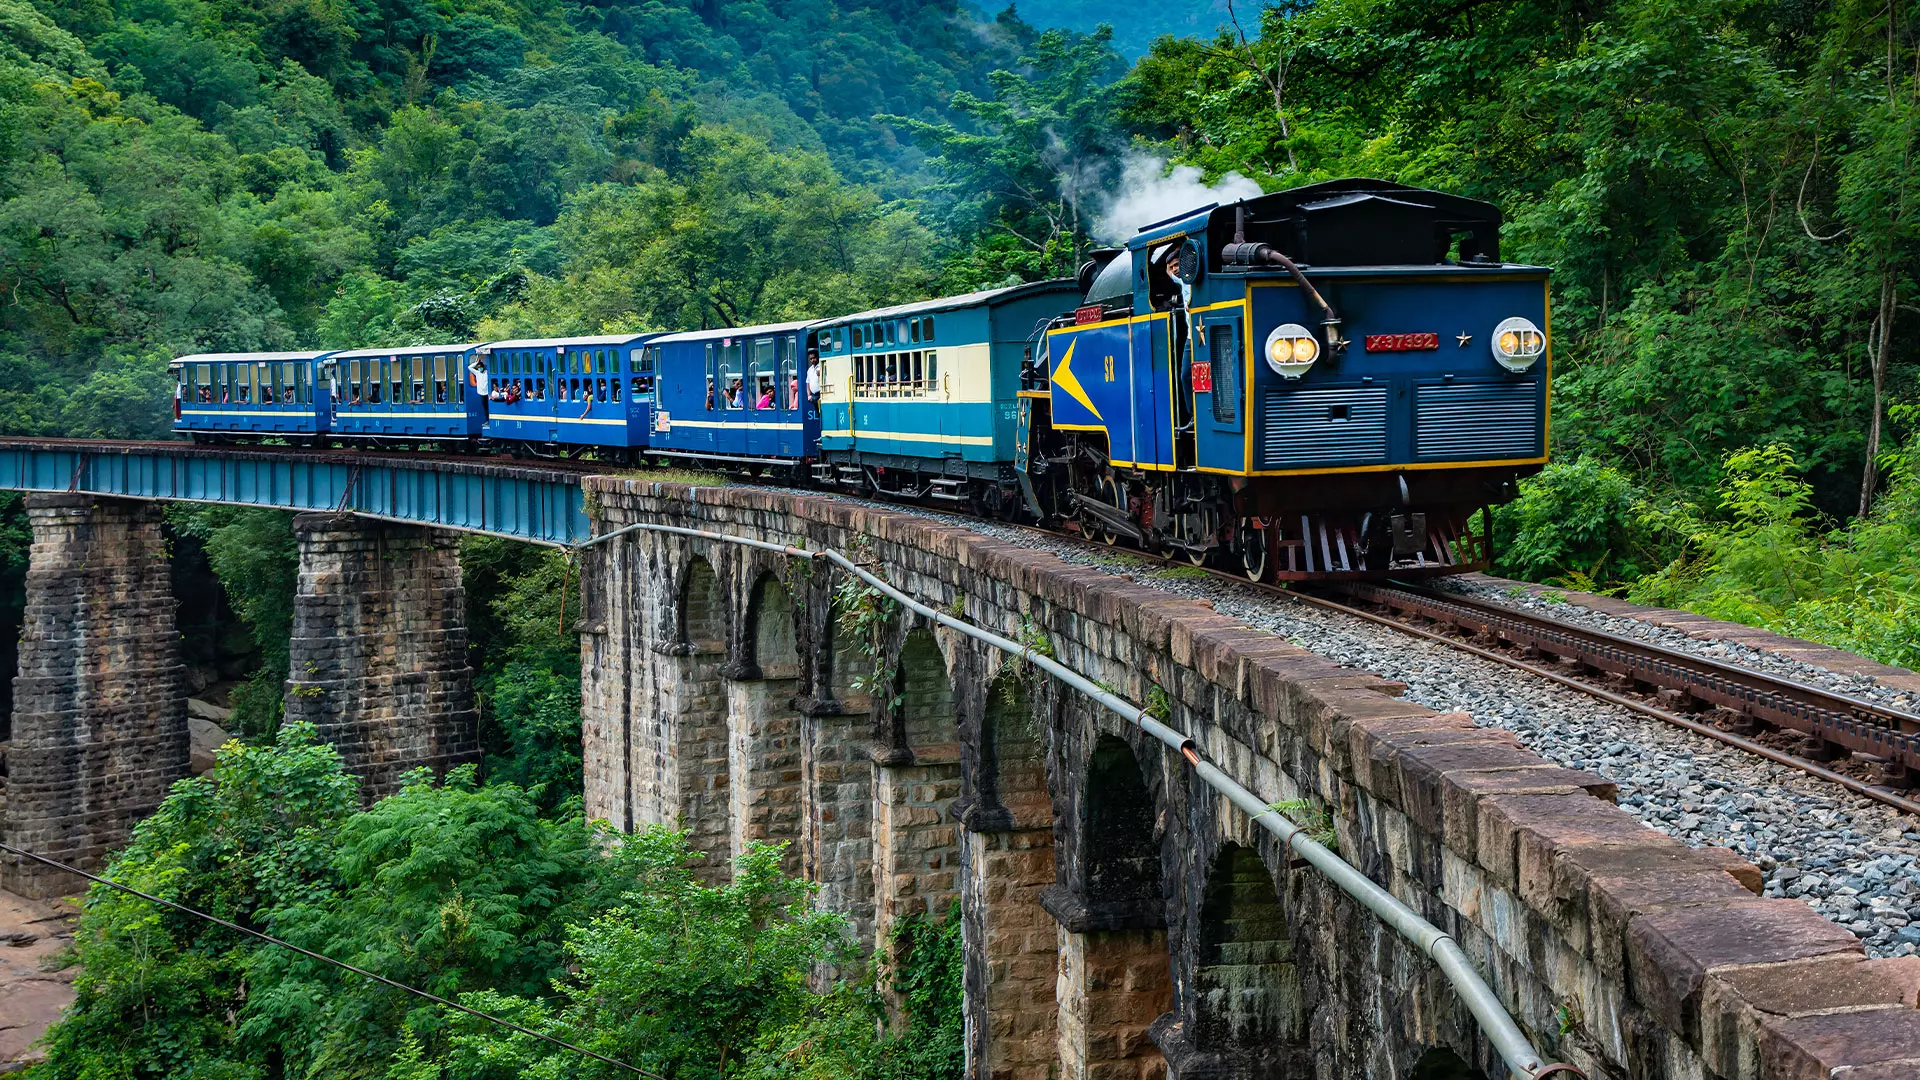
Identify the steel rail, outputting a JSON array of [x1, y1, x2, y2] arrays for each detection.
[[1344, 581, 1920, 769], [1011, 520, 1920, 817], [572, 517, 1582, 1080], [1278, 587, 1920, 817]]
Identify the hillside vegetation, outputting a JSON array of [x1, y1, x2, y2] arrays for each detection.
[[2, 0, 1918, 1071]]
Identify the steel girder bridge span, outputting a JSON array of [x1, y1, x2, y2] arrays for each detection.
[[0, 439, 593, 546]]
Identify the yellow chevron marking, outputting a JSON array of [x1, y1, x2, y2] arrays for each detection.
[[1052, 339, 1102, 423]]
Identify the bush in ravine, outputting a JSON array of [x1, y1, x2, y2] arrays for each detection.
[[34, 723, 958, 1080]]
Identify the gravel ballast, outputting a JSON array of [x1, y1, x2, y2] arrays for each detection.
[[889, 510, 1920, 959], [1434, 576, 1920, 714]]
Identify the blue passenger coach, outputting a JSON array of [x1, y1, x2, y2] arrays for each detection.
[[814, 282, 1076, 503], [477, 334, 661, 456], [648, 321, 815, 468], [172, 351, 334, 443], [323, 344, 485, 443]]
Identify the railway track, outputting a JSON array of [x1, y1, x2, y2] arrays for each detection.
[[1297, 581, 1920, 816], [1016, 522, 1920, 816]]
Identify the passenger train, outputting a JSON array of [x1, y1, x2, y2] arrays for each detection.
[[172, 179, 1551, 581]]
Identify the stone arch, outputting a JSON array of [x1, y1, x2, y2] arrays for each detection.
[[815, 566, 881, 716], [794, 566, 880, 942], [663, 551, 729, 879], [727, 570, 805, 876], [745, 570, 799, 679], [1192, 842, 1299, 1054], [1084, 733, 1164, 925], [978, 668, 1050, 828], [679, 555, 725, 653], [895, 627, 955, 757], [1050, 731, 1173, 1080], [873, 625, 962, 977], [957, 664, 1061, 1079]]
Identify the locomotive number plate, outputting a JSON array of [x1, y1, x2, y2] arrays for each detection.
[[1191, 362, 1213, 392], [1364, 332, 1440, 352]]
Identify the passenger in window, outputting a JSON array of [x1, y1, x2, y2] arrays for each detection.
[[756, 381, 774, 410], [199, 387, 213, 403], [611, 380, 622, 403], [559, 381, 569, 402], [788, 375, 800, 410], [706, 375, 717, 410], [436, 384, 447, 404], [261, 385, 275, 404], [597, 381, 608, 403]]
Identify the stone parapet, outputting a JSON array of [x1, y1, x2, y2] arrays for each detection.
[[3, 495, 188, 897], [578, 478, 1920, 1079], [282, 514, 477, 798]]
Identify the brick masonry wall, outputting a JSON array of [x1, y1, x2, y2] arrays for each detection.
[[282, 514, 478, 798], [579, 478, 1920, 1080], [2, 495, 189, 898]]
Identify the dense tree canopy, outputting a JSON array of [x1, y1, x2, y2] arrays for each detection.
[[0, 2, 1917, 1073]]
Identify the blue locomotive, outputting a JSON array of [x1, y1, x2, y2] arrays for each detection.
[[169, 179, 1549, 581], [1030, 178, 1549, 579]]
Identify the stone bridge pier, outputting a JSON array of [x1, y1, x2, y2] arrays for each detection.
[[581, 478, 1920, 1080], [1, 495, 188, 897], [282, 514, 479, 797], [2, 502, 480, 896]]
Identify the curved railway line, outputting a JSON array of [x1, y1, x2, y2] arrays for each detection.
[[1016, 523, 1920, 816], [18, 439, 1919, 814]]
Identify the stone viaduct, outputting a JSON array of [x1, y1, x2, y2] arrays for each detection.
[[5, 473, 1920, 1078]]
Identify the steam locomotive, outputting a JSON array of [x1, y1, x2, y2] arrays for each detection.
[[172, 179, 1550, 581]]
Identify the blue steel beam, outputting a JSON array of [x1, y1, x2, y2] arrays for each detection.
[[0, 441, 593, 546]]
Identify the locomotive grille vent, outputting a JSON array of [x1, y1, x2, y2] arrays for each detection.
[[1414, 381, 1542, 460], [1260, 386, 1388, 467]]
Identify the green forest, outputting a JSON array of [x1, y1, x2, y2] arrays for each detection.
[[1, 0, 1918, 1074]]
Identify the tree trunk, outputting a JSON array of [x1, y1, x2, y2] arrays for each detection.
[[1858, 271, 1896, 519]]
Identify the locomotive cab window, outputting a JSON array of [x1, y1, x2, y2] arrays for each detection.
[[1206, 318, 1241, 425]]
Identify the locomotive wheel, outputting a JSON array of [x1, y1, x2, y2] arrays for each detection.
[[1184, 504, 1218, 566], [1237, 518, 1269, 582], [1090, 473, 1123, 546]]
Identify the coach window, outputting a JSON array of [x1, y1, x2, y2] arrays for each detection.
[[922, 317, 935, 341], [910, 319, 920, 344], [294, 364, 309, 405], [368, 359, 384, 404], [389, 358, 402, 406], [926, 351, 938, 394], [779, 337, 796, 410], [750, 338, 775, 410]]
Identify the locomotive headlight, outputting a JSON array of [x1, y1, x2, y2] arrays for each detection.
[[1265, 323, 1320, 379], [1491, 316, 1546, 372]]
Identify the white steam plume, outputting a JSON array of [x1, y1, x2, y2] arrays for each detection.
[[1091, 152, 1265, 245]]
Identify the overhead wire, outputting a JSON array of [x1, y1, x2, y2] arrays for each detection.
[[0, 840, 662, 1079]]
